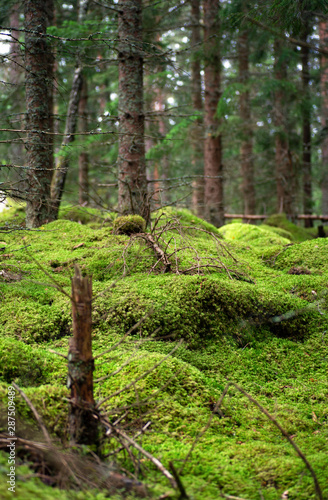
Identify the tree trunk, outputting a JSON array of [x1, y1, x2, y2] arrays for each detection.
[[190, 0, 204, 218], [68, 267, 99, 447], [203, 0, 224, 227], [117, 0, 148, 220], [320, 22, 328, 215], [24, 0, 55, 228], [273, 39, 294, 218], [78, 77, 89, 205], [50, 0, 88, 217], [301, 23, 313, 227], [238, 29, 255, 215]]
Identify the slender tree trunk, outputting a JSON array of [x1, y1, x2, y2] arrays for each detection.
[[24, 0, 55, 228], [203, 0, 224, 227], [50, 0, 88, 216], [78, 78, 89, 205], [190, 0, 204, 218], [301, 23, 313, 227], [320, 22, 328, 215], [117, 0, 148, 220], [238, 29, 255, 215], [8, 3, 25, 180], [273, 39, 294, 218]]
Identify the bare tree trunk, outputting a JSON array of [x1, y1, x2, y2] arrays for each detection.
[[238, 29, 255, 215], [8, 3, 25, 184], [50, 0, 88, 217], [301, 23, 313, 227], [24, 0, 55, 228], [320, 22, 328, 215], [68, 267, 99, 447], [273, 39, 294, 218], [190, 0, 204, 218], [78, 78, 89, 205], [203, 0, 224, 227], [117, 0, 148, 220]]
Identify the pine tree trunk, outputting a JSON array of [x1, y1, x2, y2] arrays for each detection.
[[301, 24, 313, 227], [24, 0, 55, 228], [117, 0, 148, 220], [50, 0, 88, 217], [273, 39, 294, 218], [190, 0, 204, 218], [78, 77, 89, 205], [203, 0, 224, 227], [320, 22, 328, 215], [238, 29, 255, 215], [8, 3, 25, 180]]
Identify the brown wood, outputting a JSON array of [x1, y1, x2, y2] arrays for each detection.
[[117, 0, 148, 219], [301, 22, 313, 228], [238, 27, 255, 215], [320, 22, 328, 215], [78, 77, 89, 205], [273, 39, 294, 218], [68, 266, 99, 447], [203, 0, 224, 227], [24, 0, 55, 228], [190, 0, 205, 218]]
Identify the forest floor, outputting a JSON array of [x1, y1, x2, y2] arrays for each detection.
[[0, 204, 327, 500]]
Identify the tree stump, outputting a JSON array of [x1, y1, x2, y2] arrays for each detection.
[[68, 266, 99, 448]]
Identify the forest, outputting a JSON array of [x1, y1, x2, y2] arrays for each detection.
[[0, 0, 328, 499]]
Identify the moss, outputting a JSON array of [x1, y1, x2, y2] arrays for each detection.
[[113, 215, 146, 235], [265, 213, 313, 242], [218, 222, 291, 247]]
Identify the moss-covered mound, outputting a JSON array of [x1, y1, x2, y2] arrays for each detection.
[[0, 208, 328, 499], [265, 213, 313, 242], [218, 222, 291, 246]]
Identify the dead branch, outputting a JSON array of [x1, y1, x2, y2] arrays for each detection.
[[229, 382, 323, 500], [102, 417, 177, 489], [12, 383, 52, 447]]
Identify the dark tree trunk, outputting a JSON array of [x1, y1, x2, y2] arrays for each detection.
[[203, 0, 224, 227], [78, 77, 89, 205], [117, 0, 148, 220], [68, 267, 99, 447], [24, 0, 55, 228], [238, 29, 255, 215], [301, 23, 313, 227], [190, 0, 204, 218], [50, 0, 88, 217], [320, 22, 328, 215], [273, 39, 294, 218]]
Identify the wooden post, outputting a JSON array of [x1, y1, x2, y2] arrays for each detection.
[[68, 266, 99, 447]]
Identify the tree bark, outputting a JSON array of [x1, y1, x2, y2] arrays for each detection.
[[190, 0, 204, 218], [203, 0, 224, 227], [24, 0, 55, 228], [320, 22, 328, 215], [238, 28, 255, 215], [78, 77, 89, 205], [301, 23, 313, 227], [50, 0, 88, 217], [117, 0, 148, 220], [68, 267, 99, 447], [273, 39, 294, 218]]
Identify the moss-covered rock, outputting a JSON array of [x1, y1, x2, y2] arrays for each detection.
[[113, 215, 146, 235]]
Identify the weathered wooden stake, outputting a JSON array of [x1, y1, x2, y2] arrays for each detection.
[[68, 266, 99, 447]]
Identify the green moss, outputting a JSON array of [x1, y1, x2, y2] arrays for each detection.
[[113, 215, 146, 235], [218, 222, 291, 246], [265, 213, 313, 242]]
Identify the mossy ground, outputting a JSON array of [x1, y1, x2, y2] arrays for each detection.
[[0, 207, 327, 499]]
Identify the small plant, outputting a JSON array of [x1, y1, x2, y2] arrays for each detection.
[[113, 215, 146, 235]]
